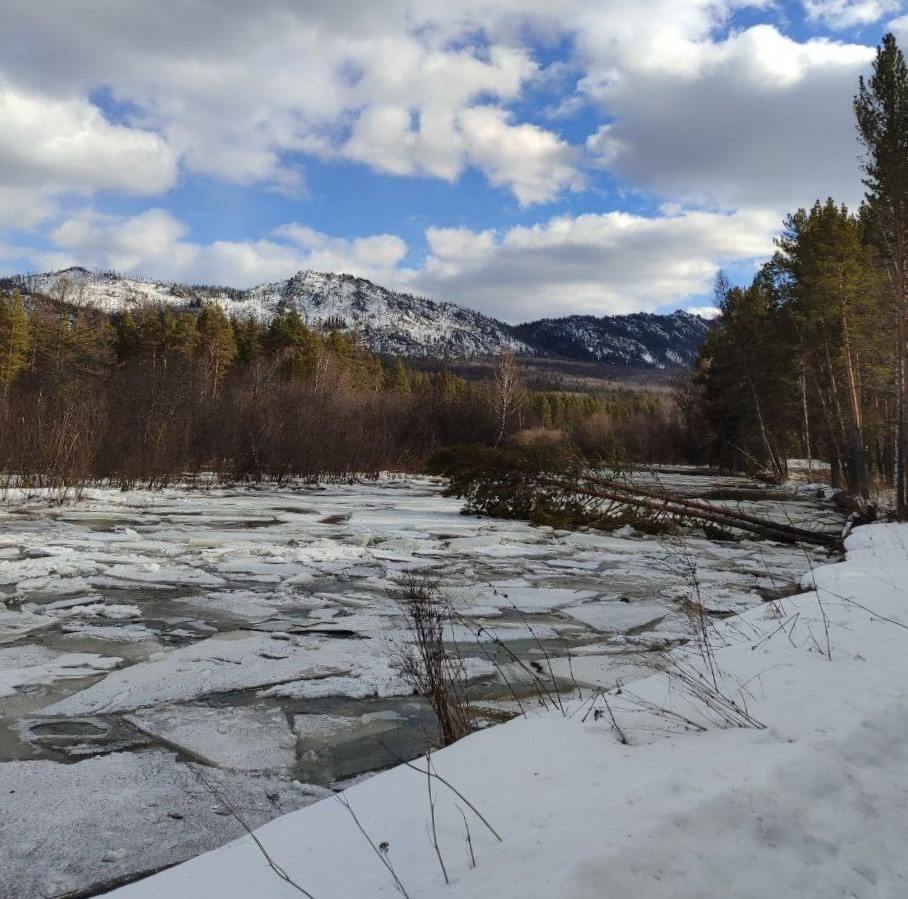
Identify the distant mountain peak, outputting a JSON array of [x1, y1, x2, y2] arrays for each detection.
[[2, 267, 709, 368]]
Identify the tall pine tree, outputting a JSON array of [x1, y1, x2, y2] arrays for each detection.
[[855, 33, 908, 514]]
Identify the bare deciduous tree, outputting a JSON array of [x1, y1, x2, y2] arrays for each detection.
[[490, 351, 524, 447]]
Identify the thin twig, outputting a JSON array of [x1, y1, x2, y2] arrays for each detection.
[[601, 693, 629, 745], [190, 768, 318, 899], [378, 739, 503, 843], [426, 750, 450, 884], [336, 793, 412, 899], [457, 805, 476, 869]]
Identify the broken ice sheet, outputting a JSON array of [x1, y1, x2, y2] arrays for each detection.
[[0, 750, 328, 899], [449, 581, 598, 613], [41, 630, 401, 715], [0, 609, 56, 645], [562, 599, 670, 633], [293, 709, 399, 743], [125, 704, 297, 770], [0, 645, 121, 697]]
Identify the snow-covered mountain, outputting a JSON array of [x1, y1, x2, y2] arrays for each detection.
[[8, 267, 532, 359], [513, 311, 710, 368], [4, 267, 709, 367], [245, 271, 533, 358]]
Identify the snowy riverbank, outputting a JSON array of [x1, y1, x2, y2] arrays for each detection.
[[101, 521, 908, 898]]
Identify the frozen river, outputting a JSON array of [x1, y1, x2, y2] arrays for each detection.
[[0, 474, 841, 898]]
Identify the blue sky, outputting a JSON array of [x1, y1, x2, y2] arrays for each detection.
[[0, 0, 905, 321]]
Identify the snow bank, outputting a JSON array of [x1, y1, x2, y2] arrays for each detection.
[[107, 523, 908, 898]]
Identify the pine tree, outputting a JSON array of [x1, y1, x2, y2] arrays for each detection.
[[774, 199, 887, 495], [0, 290, 29, 393], [196, 303, 237, 397], [389, 358, 411, 393], [266, 310, 321, 379], [697, 272, 795, 476], [855, 33, 908, 514]]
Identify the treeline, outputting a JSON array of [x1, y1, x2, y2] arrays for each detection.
[[696, 33, 908, 512], [0, 292, 688, 489], [697, 201, 889, 487]]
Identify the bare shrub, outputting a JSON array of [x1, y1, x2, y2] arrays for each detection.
[[391, 574, 476, 746]]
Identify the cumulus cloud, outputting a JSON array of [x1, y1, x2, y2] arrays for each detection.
[[0, 2, 574, 205], [890, 13, 908, 38], [22, 205, 779, 323], [407, 207, 778, 321], [0, 82, 176, 196], [581, 19, 874, 211], [459, 107, 584, 206], [38, 210, 411, 289], [803, 0, 902, 29], [275, 224, 409, 271], [0, 0, 895, 316], [0, 1, 885, 215]]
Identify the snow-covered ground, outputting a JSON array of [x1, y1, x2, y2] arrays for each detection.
[[0, 475, 843, 897], [98, 520, 908, 899]]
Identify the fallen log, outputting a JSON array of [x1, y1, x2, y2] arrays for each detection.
[[566, 480, 839, 548], [576, 474, 839, 547]]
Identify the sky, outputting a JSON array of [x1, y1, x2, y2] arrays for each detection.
[[1, 0, 906, 323]]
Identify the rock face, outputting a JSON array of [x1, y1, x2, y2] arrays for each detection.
[[4, 267, 710, 367]]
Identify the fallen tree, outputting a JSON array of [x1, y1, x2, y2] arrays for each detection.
[[427, 444, 841, 548]]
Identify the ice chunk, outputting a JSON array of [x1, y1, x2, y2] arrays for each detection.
[[125, 704, 297, 770], [0, 645, 121, 697], [0, 609, 56, 645], [562, 599, 668, 633], [0, 751, 327, 899], [41, 631, 391, 715]]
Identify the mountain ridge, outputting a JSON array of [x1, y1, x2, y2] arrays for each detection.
[[2, 266, 710, 369]]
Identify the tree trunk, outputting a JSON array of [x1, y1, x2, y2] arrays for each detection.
[[840, 299, 869, 498]]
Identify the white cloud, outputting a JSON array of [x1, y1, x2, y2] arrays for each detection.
[[0, 2, 570, 205], [39, 210, 410, 289], [890, 13, 908, 39], [407, 207, 778, 321], [426, 227, 497, 261], [459, 106, 583, 206], [0, 187, 59, 230], [0, 81, 177, 197], [21, 205, 779, 324], [804, 0, 902, 29], [0, 0, 894, 317], [275, 224, 409, 270], [582, 23, 874, 210], [0, 1, 886, 215], [50, 209, 194, 274]]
